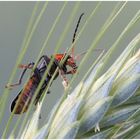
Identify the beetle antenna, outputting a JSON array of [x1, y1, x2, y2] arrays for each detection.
[[74, 51, 87, 60], [72, 13, 84, 44], [71, 13, 84, 58]]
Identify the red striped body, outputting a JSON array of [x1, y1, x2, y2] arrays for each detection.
[[11, 76, 38, 114]]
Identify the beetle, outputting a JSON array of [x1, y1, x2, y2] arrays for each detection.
[[5, 13, 85, 114]]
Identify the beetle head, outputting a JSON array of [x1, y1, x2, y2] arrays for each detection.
[[54, 13, 85, 73], [54, 53, 77, 70]]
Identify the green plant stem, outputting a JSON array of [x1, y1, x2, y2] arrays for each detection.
[[33, 1, 68, 72], [0, 1, 40, 115], [38, 1, 102, 133], [46, 2, 127, 131], [66, 1, 127, 97], [99, 10, 140, 77], [59, 1, 102, 69], [0, 1, 40, 136], [8, 2, 68, 138], [1, 2, 48, 138]]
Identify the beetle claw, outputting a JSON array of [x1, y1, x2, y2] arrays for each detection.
[[5, 84, 13, 90], [62, 80, 68, 89]]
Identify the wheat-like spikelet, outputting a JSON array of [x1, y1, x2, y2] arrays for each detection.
[[16, 34, 140, 139]]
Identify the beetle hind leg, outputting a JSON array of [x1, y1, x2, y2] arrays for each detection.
[[5, 62, 34, 89]]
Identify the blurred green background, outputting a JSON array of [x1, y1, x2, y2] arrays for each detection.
[[1, 1, 140, 137]]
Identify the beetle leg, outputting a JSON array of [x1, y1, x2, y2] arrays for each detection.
[[59, 70, 69, 88], [18, 64, 34, 69], [37, 55, 50, 66], [5, 62, 34, 89]]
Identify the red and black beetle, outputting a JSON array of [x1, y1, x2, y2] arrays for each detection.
[[5, 13, 85, 114]]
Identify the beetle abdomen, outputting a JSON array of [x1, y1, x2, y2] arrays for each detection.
[[11, 76, 38, 114]]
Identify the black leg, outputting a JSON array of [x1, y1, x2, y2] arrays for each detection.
[[37, 55, 50, 66], [34, 55, 50, 80]]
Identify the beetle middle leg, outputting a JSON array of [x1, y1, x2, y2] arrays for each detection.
[[18, 63, 34, 69], [5, 62, 35, 89]]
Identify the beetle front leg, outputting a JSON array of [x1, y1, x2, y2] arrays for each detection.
[[59, 70, 69, 88], [5, 62, 34, 89], [66, 69, 77, 75]]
